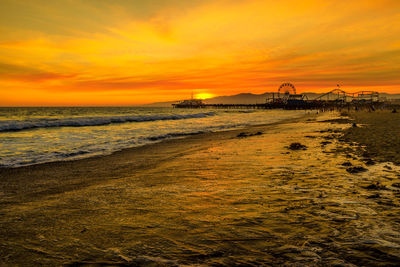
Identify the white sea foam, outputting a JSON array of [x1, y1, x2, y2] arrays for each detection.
[[0, 112, 216, 132], [0, 107, 305, 167]]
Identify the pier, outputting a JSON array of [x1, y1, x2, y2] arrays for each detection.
[[172, 83, 384, 110]]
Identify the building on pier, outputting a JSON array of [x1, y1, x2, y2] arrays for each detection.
[[172, 98, 205, 108]]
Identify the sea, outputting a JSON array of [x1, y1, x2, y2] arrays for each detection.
[[0, 107, 304, 168]]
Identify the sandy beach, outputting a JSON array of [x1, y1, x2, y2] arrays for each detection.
[[342, 110, 400, 165], [1, 111, 400, 266]]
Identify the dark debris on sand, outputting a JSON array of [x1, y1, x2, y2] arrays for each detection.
[[305, 135, 317, 139], [363, 182, 388, 190], [237, 132, 247, 138], [392, 183, 400, 188], [288, 142, 307, 150], [237, 132, 263, 138], [346, 166, 368, 174], [319, 128, 342, 134], [383, 165, 392, 170], [341, 162, 353, 167], [363, 158, 376, 166], [320, 118, 353, 124]]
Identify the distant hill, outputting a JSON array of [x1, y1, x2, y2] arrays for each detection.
[[143, 93, 274, 107], [204, 93, 273, 104], [144, 92, 400, 107], [143, 101, 178, 107]]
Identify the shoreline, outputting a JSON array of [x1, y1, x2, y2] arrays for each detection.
[[2, 111, 400, 265], [0, 108, 305, 169], [0, 112, 310, 170], [0, 113, 313, 204], [0, 110, 307, 170]]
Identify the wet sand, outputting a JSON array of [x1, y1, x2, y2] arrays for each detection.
[[1, 112, 400, 266]]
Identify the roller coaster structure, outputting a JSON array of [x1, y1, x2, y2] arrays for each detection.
[[270, 83, 381, 104], [314, 89, 380, 103]]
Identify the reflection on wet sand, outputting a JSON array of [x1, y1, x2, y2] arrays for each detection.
[[1, 112, 400, 266]]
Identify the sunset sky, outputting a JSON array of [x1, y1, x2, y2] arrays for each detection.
[[1, 0, 400, 106]]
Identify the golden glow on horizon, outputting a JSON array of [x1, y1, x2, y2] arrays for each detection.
[[195, 93, 214, 100], [0, 0, 399, 106]]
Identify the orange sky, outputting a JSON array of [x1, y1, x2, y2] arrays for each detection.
[[1, 0, 400, 106]]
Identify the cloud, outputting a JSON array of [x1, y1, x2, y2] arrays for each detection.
[[0, 0, 399, 105], [0, 62, 77, 82]]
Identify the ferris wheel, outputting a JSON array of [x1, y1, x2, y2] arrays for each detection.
[[278, 83, 296, 98]]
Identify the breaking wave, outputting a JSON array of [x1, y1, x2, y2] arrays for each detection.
[[0, 112, 216, 132]]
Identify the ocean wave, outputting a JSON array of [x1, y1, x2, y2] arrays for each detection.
[[143, 122, 248, 143], [0, 112, 216, 132], [222, 110, 256, 113], [146, 131, 206, 142]]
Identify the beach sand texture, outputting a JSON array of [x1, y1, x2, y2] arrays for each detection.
[[343, 110, 400, 165], [1, 112, 400, 266]]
